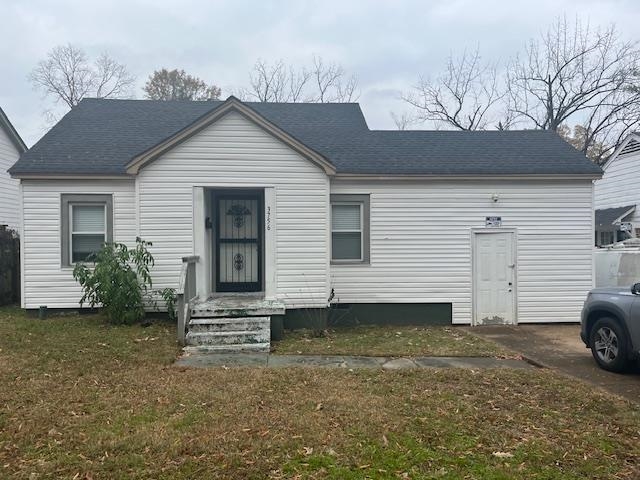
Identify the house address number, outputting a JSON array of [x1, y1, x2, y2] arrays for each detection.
[[485, 216, 502, 227], [266, 205, 271, 231]]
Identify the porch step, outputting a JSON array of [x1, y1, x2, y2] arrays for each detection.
[[191, 298, 285, 318], [185, 316, 271, 352], [186, 330, 270, 346], [188, 316, 270, 333]]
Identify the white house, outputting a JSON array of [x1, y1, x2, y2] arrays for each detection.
[[594, 133, 640, 246], [9, 97, 602, 350], [0, 107, 26, 232]]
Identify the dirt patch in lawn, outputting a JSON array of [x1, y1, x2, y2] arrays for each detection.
[[272, 324, 513, 357], [1, 307, 639, 479]]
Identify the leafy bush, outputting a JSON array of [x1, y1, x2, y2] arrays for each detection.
[[159, 287, 177, 321], [73, 237, 154, 324]]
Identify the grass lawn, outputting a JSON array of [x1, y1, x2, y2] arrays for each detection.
[[272, 325, 511, 357], [1, 306, 639, 479]]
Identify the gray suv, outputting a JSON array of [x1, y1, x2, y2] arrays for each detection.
[[581, 284, 640, 372]]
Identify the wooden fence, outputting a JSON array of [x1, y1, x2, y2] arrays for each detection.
[[0, 226, 20, 306]]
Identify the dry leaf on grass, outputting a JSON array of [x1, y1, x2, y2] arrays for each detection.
[[493, 452, 514, 458]]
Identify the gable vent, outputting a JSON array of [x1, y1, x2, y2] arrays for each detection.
[[619, 139, 640, 157]]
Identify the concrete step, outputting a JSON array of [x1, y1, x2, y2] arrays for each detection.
[[191, 298, 285, 318], [183, 343, 270, 354], [188, 316, 270, 333], [186, 329, 270, 347]]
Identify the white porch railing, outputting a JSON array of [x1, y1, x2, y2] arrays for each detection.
[[176, 255, 199, 345]]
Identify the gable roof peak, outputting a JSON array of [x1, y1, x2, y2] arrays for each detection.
[[125, 95, 336, 176], [0, 107, 27, 153]]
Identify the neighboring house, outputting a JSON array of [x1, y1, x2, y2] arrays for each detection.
[[0, 107, 26, 231], [9, 97, 602, 349], [594, 133, 640, 247]]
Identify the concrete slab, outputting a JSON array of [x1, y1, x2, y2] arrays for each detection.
[[191, 296, 285, 318], [267, 354, 390, 368], [175, 352, 533, 370], [413, 356, 532, 370], [176, 352, 268, 367], [382, 358, 419, 369], [468, 324, 640, 403]]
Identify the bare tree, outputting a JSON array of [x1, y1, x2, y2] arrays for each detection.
[[287, 64, 311, 102], [390, 111, 415, 130], [30, 44, 135, 109], [144, 69, 221, 101], [507, 16, 640, 159], [402, 48, 506, 130], [309, 56, 358, 102], [244, 59, 297, 102], [241, 56, 359, 103]]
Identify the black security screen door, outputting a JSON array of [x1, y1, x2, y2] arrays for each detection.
[[215, 193, 262, 292]]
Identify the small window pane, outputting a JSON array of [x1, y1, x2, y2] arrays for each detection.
[[332, 204, 361, 231], [72, 234, 105, 262], [332, 232, 361, 260], [73, 205, 105, 232], [601, 231, 614, 245]]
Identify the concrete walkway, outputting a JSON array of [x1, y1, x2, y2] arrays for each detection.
[[175, 352, 533, 370], [468, 324, 640, 403]]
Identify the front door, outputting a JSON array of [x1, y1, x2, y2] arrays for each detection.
[[215, 193, 262, 292], [474, 231, 515, 325]]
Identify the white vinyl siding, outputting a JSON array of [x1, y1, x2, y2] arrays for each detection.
[[19, 113, 594, 324], [21, 180, 135, 309], [0, 126, 20, 231], [137, 111, 329, 308], [330, 179, 594, 325], [594, 146, 640, 225]]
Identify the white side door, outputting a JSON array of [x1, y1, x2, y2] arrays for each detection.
[[474, 231, 515, 325]]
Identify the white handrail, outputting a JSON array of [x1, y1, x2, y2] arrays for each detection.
[[176, 255, 199, 345]]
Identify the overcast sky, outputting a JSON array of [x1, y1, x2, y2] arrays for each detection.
[[2, 0, 640, 146]]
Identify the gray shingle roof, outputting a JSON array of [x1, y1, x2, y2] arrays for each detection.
[[9, 98, 603, 177], [595, 205, 636, 227]]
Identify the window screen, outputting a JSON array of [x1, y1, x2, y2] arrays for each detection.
[[61, 194, 113, 266], [71, 204, 106, 262], [331, 203, 362, 260]]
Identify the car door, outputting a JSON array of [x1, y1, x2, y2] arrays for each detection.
[[627, 293, 640, 354]]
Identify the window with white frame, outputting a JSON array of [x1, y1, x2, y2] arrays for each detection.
[[330, 194, 370, 263], [61, 194, 113, 266], [70, 204, 107, 262]]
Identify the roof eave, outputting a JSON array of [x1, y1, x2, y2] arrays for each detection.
[[601, 132, 640, 171], [0, 107, 27, 153], [10, 173, 134, 180], [613, 206, 637, 224], [333, 173, 603, 181]]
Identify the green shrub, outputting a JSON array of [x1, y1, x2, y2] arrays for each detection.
[[73, 237, 154, 324], [159, 287, 177, 321]]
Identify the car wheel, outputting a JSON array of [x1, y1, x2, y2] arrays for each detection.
[[589, 317, 629, 373]]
